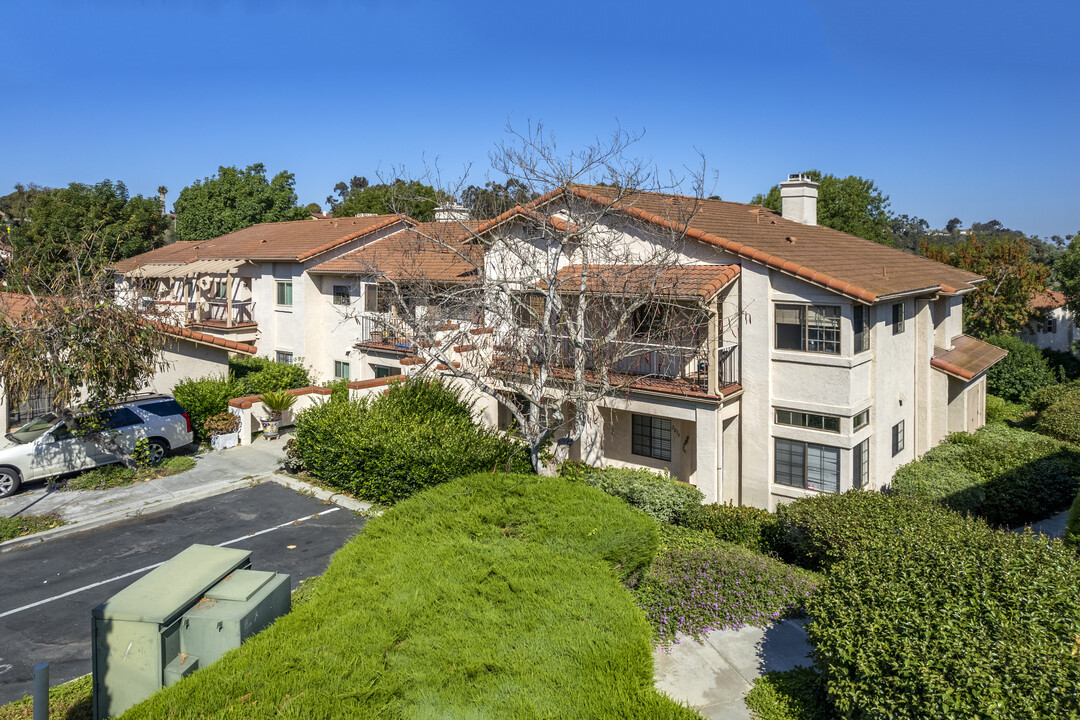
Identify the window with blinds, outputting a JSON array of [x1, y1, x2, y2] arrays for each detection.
[[775, 438, 840, 494], [775, 304, 841, 354], [632, 414, 672, 461]]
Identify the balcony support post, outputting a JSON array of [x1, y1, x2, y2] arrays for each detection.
[[226, 272, 234, 328], [707, 298, 719, 395]]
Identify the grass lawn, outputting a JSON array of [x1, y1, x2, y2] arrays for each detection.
[[122, 472, 701, 719], [0, 512, 65, 542], [59, 455, 195, 492], [0, 674, 92, 720]]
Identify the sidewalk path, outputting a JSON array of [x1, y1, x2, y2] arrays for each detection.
[[1022, 509, 1070, 538], [654, 619, 813, 720], [0, 434, 369, 551]]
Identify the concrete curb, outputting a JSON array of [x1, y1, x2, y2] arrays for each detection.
[[0, 470, 375, 553], [268, 474, 374, 514]]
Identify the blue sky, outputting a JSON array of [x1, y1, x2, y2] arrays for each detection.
[[4, 0, 1078, 239]]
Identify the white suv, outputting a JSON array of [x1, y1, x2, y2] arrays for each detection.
[[0, 395, 194, 497]]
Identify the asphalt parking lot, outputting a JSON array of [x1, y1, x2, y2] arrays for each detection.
[[0, 481, 366, 704]]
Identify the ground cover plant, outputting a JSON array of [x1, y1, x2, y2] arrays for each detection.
[[291, 378, 530, 503], [807, 496, 1080, 719], [560, 463, 704, 524], [59, 455, 195, 492], [0, 512, 64, 542], [891, 423, 1080, 526], [0, 673, 91, 720], [122, 473, 700, 719], [744, 667, 829, 720], [635, 524, 819, 646]]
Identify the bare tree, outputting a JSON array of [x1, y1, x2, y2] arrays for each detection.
[[339, 125, 731, 474], [0, 228, 169, 467]]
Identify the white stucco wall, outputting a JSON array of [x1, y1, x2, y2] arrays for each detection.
[[143, 339, 233, 395], [1019, 305, 1078, 354]]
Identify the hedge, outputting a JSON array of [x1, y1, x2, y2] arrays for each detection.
[[292, 378, 531, 503], [172, 375, 234, 443], [681, 501, 779, 554], [984, 334, 1057, 402], [1036, 392, 1080, 445], [565, 465, 703, 524], [806, 494, 1080, 719], [1066, 491, 1080, 549], [122, 473, 699, 719], [891, 424, 1080, 526]]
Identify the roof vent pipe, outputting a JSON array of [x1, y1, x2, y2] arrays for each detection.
[[779, 173, 819, 226]]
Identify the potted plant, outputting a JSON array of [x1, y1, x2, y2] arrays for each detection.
[[203, 411, 241, 451], [258, 390, 298, 440]]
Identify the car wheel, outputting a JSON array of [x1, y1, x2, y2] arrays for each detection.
[[0, 467, 22, 498], [146, 439, 169, 465]]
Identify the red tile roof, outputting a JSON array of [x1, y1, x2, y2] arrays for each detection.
[[0, 292, 35, 321], [1029, 291, 1068, 312], [309, 221, 482, 282], [469, 185, 982, 304], [148, 321, 258, 355], [549, 264, 740, 302], [115, 216, 410, 272], [930, 335, 1008, 381]]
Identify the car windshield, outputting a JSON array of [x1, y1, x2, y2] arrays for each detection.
[[6, 414, 59, 444]]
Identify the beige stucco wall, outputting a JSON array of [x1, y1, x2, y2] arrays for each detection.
[[143, 339, 232, 395]]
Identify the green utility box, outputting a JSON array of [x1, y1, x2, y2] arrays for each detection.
[[179, 569, 290, 667], [91, 544, 290, 719]]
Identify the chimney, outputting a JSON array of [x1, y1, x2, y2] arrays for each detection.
[[435, 204, 470, 223], [779, 173, 818, 226]]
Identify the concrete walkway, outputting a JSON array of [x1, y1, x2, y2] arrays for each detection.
[[0, 433, 370, 551], [654, 619, 813, 720], [1022, 509, 1070, 538]]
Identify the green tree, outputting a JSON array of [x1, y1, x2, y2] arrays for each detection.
[[9, 180, 167, 285], [923, 235, 1049, 337], [461, 179, 538, 219], [174, 163, 308, 241], [890, 213, 930, 252], [1056, 234, 1080, 324], [0, 183, 51, 221], [751, 170, 893, 245], [329, 179, 443, 221]]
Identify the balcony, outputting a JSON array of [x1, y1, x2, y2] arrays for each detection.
[[188, 299, 256, 330], [353, 313, 417, 353]]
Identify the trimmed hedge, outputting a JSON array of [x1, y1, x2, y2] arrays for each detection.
[[1036, 393, 1080, 444], [1066, 491, 1080, 549], [682, 501, 779, 554], [806, 493, 1080, 719], [1030, 379, 1080, 412], [891, 424, 1080, 526], [563, 465, 704, 525], [774, 490, 970, 572], [744, 667, 830, 720], [123, 473, 698, 719], [292, 378, 531, 503]]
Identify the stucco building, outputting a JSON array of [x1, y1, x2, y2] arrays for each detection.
[[114, 177, 1006, 509]]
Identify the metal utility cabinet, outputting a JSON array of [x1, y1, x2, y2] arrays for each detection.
[[91, 544, 290, 720]]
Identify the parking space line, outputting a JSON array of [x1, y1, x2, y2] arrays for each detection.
[[0, 507, 341, 619]]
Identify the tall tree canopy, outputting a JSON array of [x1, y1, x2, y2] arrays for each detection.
[[174, 163, 307, 241], [923, 235, 1049, 337], [328, 178, 444, 222], [1056, 234, 1080, 324], [0, 183, 52, 221], [461, 179, 538, 219], [752, 170, 893, 245], [9, 180, 166, 287]]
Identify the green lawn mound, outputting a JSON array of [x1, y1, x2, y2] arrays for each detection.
[[122, 472, 700, 719]]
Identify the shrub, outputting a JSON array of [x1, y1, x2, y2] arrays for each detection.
[[0, 512, 64, 542], [891, 424, 1080, 526], [635, 525, 818, 645], [774, 491, 969, 572], [682, 501, 779, 554], [985, 393, 1028, 423], [808, 502, 1080, 719], [233, 360, 310, 396], [1029, 379, 1080, 412], [201, 411, 239, 436], [292, 378, 531, 503], [173, 375, 234, 442], [572, 466, 703, 525], [1036, 392, 1080, 444], [124, 473, 697, 719], [985, 334, 1057, 401], [1043, 347, 1080, 381], [745, 667, 830, 720], [1065, 491, 1080, 549]]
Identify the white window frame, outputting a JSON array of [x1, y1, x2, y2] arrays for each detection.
[[775, 304, 841, 355], [276, 351, 294, 365], [276, 281, 293, 307], [775, 438, 840, 494], [334, 360, 350, 380]]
